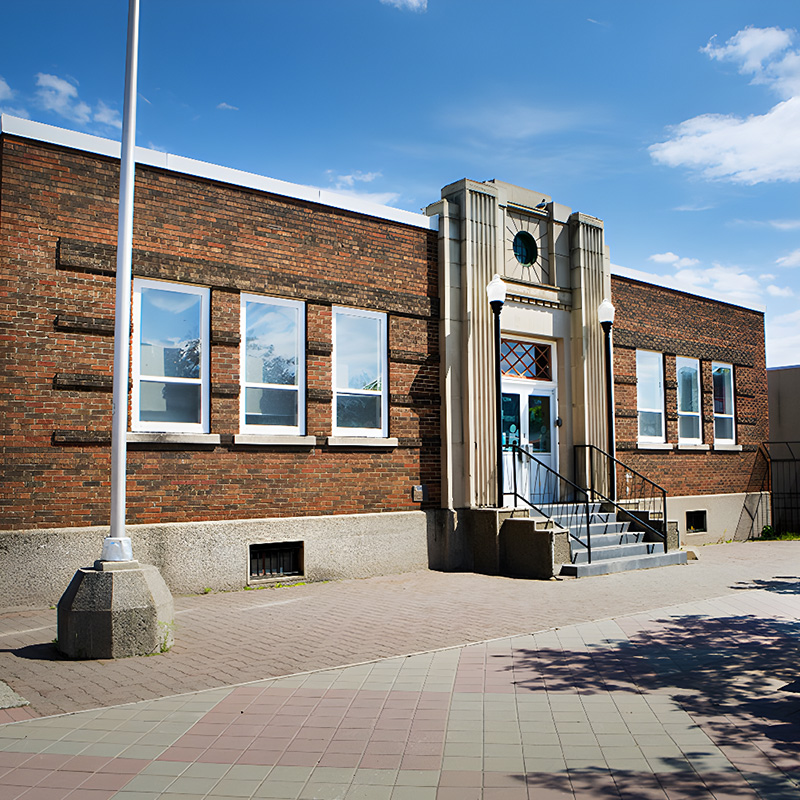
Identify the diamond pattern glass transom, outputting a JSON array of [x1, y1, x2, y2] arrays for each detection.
[[501, 339, 552, 381]]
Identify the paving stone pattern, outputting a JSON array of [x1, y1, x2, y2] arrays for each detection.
[[0, 542, 797, 720], [0, 542, 799, 798]]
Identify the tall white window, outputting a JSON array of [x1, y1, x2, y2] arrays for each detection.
[[240, 295, 305, 435], [333, 307, 387, 437], [712, 362, 735, 443], [676, 357, 701, 443], [132, 279, 209, 433], [636, 350, 664, 443]]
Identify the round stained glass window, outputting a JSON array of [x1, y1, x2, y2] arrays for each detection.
[[513, 231, 538, 267]]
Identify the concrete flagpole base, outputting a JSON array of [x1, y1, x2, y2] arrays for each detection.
[[57, 560, 174, 659]]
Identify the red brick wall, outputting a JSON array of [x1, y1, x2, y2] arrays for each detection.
[[0, 136, 440, 530], [610, 275, 768, 497]]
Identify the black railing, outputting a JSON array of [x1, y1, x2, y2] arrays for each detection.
[[574, 444, 668, 552], [764, 442, 800, 535], [503, 443, 595, 563]]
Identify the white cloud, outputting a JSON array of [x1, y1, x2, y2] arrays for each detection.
[[649, 252, 680, 263], [651, 27, 800, 184], [380, 0, 427, 11], [444, 103, 582, 141], [613, 262, 767, 309], [767, 307, 800, 366], [34, 72, 121, 130], [326, 170, 382, 189], [674, 203, 715, 212], [1, 107, 29, 118], [35, 73, 91, 124], [702, 26, 799, 99], [650, 98, 800, 184], [648, 252, 699, 268], [776, 248, 800, 267], [323, 170, 399, 206], [217, 102, 239, 111], [769, 218, 800, 230], [760, 273, 776, 281], [767, 284, 794, 297], [0, 75, 29, 118], [672, 263, 761, 304], [328, 188, 401, 206], [93, 100, 121, 129]]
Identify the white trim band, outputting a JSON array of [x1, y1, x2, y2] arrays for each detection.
[[0, 115, 437, 232]]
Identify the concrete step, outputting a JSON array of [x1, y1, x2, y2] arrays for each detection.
[[553, 520, 631, 537], [560, 550, 688, 577], [569, 531, 645, 550], [570, 542, 664, 564], [537, 502, 601, 517], [548, 513, 624, 527]]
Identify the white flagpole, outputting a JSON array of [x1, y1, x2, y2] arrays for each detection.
[[103, 0, 140, 561]]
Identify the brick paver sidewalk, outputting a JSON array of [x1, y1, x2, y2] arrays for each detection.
[[0, 541, 799, 720], [1, 583, 799, 798]]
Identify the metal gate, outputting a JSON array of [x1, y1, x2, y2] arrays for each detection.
[[766, 442, 800, 535]]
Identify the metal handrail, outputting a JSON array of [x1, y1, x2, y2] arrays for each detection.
[[503, 443, 594, 564], [574, 444, 668, 552]]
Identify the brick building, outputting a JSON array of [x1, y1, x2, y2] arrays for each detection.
[[0, 117, 769, 603], [611, 276, 769, 544], [0, 117, 441, 605]]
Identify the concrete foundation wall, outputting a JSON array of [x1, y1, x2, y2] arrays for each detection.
[[670, 492, 770, 546], [0, 511, 435, 609]]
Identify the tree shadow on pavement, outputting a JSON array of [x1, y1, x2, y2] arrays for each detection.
[[517, 767, 798, 799], [497, 614, 800, 797], [730, 575, 800, 595]]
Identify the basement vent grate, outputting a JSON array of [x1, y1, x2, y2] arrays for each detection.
[[249, 541, 303, 580]]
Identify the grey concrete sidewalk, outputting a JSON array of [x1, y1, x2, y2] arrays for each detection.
[[1, 584, 799, 798]]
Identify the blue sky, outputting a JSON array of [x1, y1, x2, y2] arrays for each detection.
[[1, 0, 799, 366]]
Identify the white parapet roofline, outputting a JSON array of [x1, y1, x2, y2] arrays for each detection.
[[611, 263, 766, 314], [0, 115, 437, 232]]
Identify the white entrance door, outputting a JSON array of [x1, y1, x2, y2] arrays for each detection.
[[501, 382, 558, 507]]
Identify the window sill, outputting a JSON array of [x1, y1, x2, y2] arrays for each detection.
[[714, 443, 743, 452], [677, 444, 710, 451], [327, 436, 398, 448], [127, 433, 220, 445], [234, 434, 316, 447], [637, 442, 673, 450]]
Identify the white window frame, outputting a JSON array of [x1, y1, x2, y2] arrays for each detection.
[[332, 306, 388, 438], [636, 350, 665, 444], [240, 294, 305, 436], [132, 278, 210, 433], [676, 356, 702, 445], [712, 362, 736, 444]]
